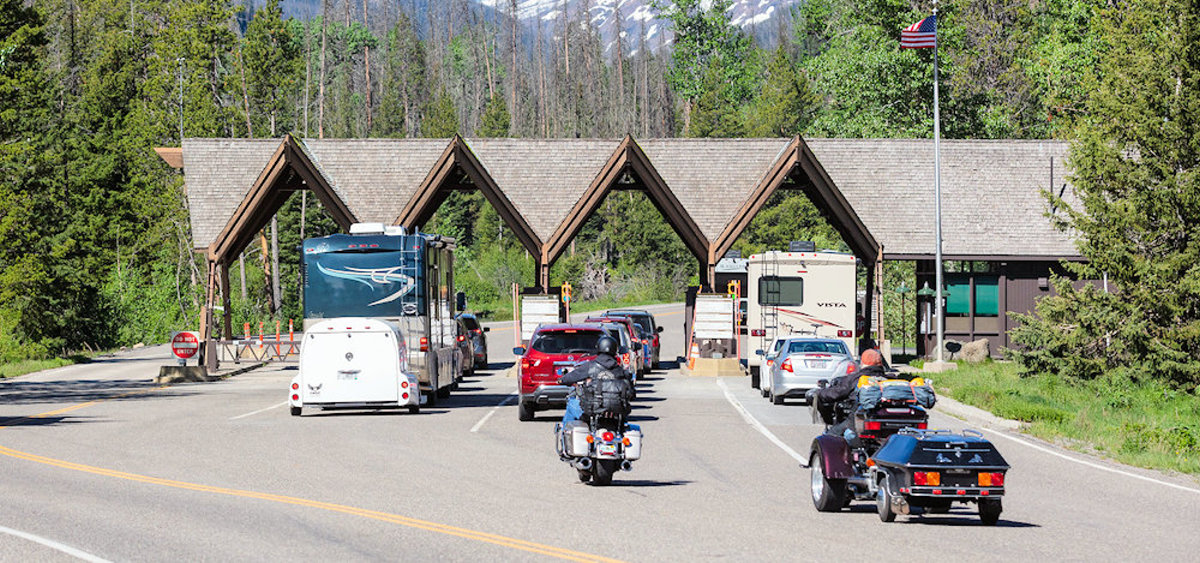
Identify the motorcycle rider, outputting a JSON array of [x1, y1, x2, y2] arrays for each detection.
[[807, 348, 886, 439], [559, 335, 634, 427]]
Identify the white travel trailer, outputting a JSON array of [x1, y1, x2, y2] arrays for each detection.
[[289, 318, 421, 415], [746, 250, 858, 387]]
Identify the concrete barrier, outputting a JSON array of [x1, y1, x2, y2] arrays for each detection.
[[681, 358, 745, 377]]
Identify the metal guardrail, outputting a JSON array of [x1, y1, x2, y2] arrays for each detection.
[[217, 338, 300, 364]]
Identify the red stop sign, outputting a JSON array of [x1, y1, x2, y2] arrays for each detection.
[[171, 331, 200, 359]]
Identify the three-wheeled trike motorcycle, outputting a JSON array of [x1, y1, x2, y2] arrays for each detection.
[[808, 374, 1010, 524]]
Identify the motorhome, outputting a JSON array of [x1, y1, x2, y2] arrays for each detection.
[[746, 250, 858, 388], [294, 223, 461, 410]]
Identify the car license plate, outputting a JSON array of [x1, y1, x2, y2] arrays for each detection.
[[805, 360, 829, 369], [598, 444, 617, 455]]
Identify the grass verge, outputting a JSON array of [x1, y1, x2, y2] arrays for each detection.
[[0, 355, 88, 379], [930, 361, 1200, 475]]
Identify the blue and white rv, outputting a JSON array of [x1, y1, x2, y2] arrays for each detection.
[[291, 223, 461, 413]]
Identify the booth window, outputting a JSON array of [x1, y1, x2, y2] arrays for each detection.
[[945, 275, 971, 317], [974, 276, 999, 317]]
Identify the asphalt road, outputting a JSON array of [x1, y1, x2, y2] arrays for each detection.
[[2, 302, 1199, 561]]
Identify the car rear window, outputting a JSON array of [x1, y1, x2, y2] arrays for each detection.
[[608, 312, 652, 333], [461, 316, 480, 330], [531, 330, 603, 354], [788, 341, 848, 355]]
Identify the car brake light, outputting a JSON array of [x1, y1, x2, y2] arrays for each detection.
[[457, 335, 465, 342], [837, 330, 852, 337], [864, 421, 881, 431], [419, 337, 428, 352], [846, 363, 856, 374], [602, 432, 615, 442], [781, 358, 793, 373], [914, 471, 940, 486], [751, 329, 765, 336], [915, 422, 927, 429]]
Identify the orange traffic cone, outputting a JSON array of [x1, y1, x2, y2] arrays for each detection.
[[688, 342, 700, 370]]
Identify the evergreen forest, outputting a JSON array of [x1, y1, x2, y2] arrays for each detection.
[[1, 0, 1196, 391]]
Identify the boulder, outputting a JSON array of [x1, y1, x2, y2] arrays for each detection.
[[942, 339, 965, 360], [961, 338, 991, 363]]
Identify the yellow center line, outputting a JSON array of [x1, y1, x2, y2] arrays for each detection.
[[0, 395, 622, 562]]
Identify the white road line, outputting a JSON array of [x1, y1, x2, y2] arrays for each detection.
[[976, 426, 1200, 496], [230, 401, 288, 421], [716, 379, 809, 466], [0, 524, 112, 563], [470, 393, 517, 433]]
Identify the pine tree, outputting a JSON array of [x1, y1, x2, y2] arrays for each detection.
[[478, 93, 511, 137], [420, 88, 458, 137], [1010, 0, 1200, 385]]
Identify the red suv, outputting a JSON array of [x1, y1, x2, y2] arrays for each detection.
[[513, 323, 606, 421]]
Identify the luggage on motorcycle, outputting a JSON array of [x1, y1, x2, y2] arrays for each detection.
[[580, 372, 633, 416], [562, 420, 591, 457], [858, 379, 936, 409], [623, 428, 642, 460]]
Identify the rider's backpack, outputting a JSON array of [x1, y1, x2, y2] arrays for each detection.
[[580, 370, 633, 416]]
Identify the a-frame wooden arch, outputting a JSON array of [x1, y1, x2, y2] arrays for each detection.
[[199, 135, 356, 363], [541, 135, 709, 290], [394, 135, 543, 259], [710, 136, 884, 339]]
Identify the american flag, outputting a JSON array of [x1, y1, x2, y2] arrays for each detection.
[[901, 15, 937, 49]]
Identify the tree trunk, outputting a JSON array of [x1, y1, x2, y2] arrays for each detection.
[[240, 253, 247, 300], [363, 0, 372, 132], [509, 0, 518, 134], [318, 0, 329, 139], [238, 49, 253, 137]]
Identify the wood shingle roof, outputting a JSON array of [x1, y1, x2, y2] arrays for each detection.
[[178, 137, 1079, 261], [806, 138, 1076, 258]]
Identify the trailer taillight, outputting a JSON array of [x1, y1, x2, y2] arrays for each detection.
[[978, 472, 1004, 487], [291, 383, 299, 390], [914, 471, 940, 486], [401, 381, 409, 389], [291, 394, 299, 401], [402, 392, 409, 400]]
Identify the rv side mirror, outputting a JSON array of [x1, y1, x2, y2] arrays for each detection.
[[656, 326, 664, 333], [512, 346, 526, 355], [755, 349, 765, 357], [483, 327, 490, 333], [455, 291, 467, 312]]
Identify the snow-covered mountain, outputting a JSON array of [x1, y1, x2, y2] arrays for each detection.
[[474, 0, 801, 55]]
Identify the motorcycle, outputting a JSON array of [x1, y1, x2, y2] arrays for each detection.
[[807, 375, 1009, 524], [556, 411, 642, 486]]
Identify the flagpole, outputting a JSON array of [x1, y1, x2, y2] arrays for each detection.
[[932, 3, 945, 363]]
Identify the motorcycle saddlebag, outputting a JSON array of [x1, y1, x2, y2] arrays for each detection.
[[623, 429, 642, 460], [564, 421, 591, 457]]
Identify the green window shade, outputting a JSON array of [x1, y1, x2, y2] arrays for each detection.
[[946, 275, 970, 316], [975, 276, 999, 317]]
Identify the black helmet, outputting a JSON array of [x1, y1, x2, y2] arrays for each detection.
[[596, 335, 618, 356]]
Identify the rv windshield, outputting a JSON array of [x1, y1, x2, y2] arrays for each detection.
[[759, 276, 803, 306]]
